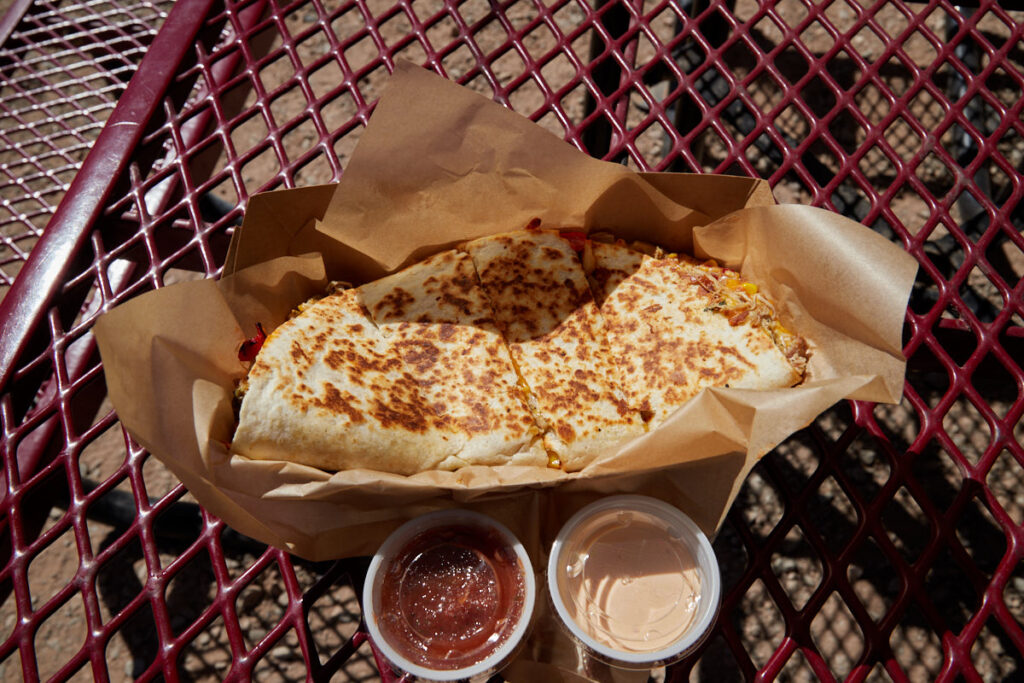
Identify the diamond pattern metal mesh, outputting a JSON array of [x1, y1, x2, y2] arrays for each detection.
[[0, 0, 1022, 680], [0, 0, 174, 300]]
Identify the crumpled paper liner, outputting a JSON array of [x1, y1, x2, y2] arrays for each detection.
[[93, 61, 917, 678]]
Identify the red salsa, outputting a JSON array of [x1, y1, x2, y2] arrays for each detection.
[[376, 524, 526, 671]]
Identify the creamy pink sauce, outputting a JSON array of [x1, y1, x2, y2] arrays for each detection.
[[557, 511, 701, 652]]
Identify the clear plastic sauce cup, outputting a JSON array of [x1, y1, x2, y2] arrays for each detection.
[[364, 510, 536, 682], [547, 495, 721, 669]]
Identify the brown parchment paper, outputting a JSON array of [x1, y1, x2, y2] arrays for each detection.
[[93, 61, 917, 678]]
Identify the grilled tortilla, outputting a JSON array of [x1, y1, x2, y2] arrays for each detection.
[[232, 250, 545, 475], [232, 229, 808, 476], [359, 249, 545, 468], [463, 230, 644, 471], [586, 240, 807, 428]]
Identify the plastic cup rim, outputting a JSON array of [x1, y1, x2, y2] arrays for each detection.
[[363, 509, 536, 681], [546, 494, 721, 666]]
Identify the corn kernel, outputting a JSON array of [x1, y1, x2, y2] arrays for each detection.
[[742, 282, 758, 296]]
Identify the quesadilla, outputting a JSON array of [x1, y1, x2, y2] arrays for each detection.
[[231, 228, 808, 476], [585, 239, 808, 428], [232, 250, 546, 475], [463, 230, 644, 471]]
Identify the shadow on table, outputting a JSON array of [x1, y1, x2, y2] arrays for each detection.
[[673, 385, 1023, 680]]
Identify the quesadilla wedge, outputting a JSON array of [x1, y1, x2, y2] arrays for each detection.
[[358, 249, 546, 469], [463, 230, 644, 471], [585, 239, 808, 428], [232, 250, 546, 475], [232, 287, 453, 474]]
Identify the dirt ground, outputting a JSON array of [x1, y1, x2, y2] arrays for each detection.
[[1, 0, 1023, 681]]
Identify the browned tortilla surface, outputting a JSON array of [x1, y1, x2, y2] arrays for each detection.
[[233, 251, 545, 474], [233, 230, 807, 476], [359, 250, 545, 468], [588, 241, 803, 427], [464, 231, 644, 471]]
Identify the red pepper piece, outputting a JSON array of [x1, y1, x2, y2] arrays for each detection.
[[238, 322, 267, 362], [561, 230, 587, 252], [728, 309, 750, 326], [687, 273, 716, 293]]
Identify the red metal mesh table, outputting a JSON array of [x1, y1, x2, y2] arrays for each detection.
[[0, 0, 174, 299], [1, 0, 1022, 680]]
